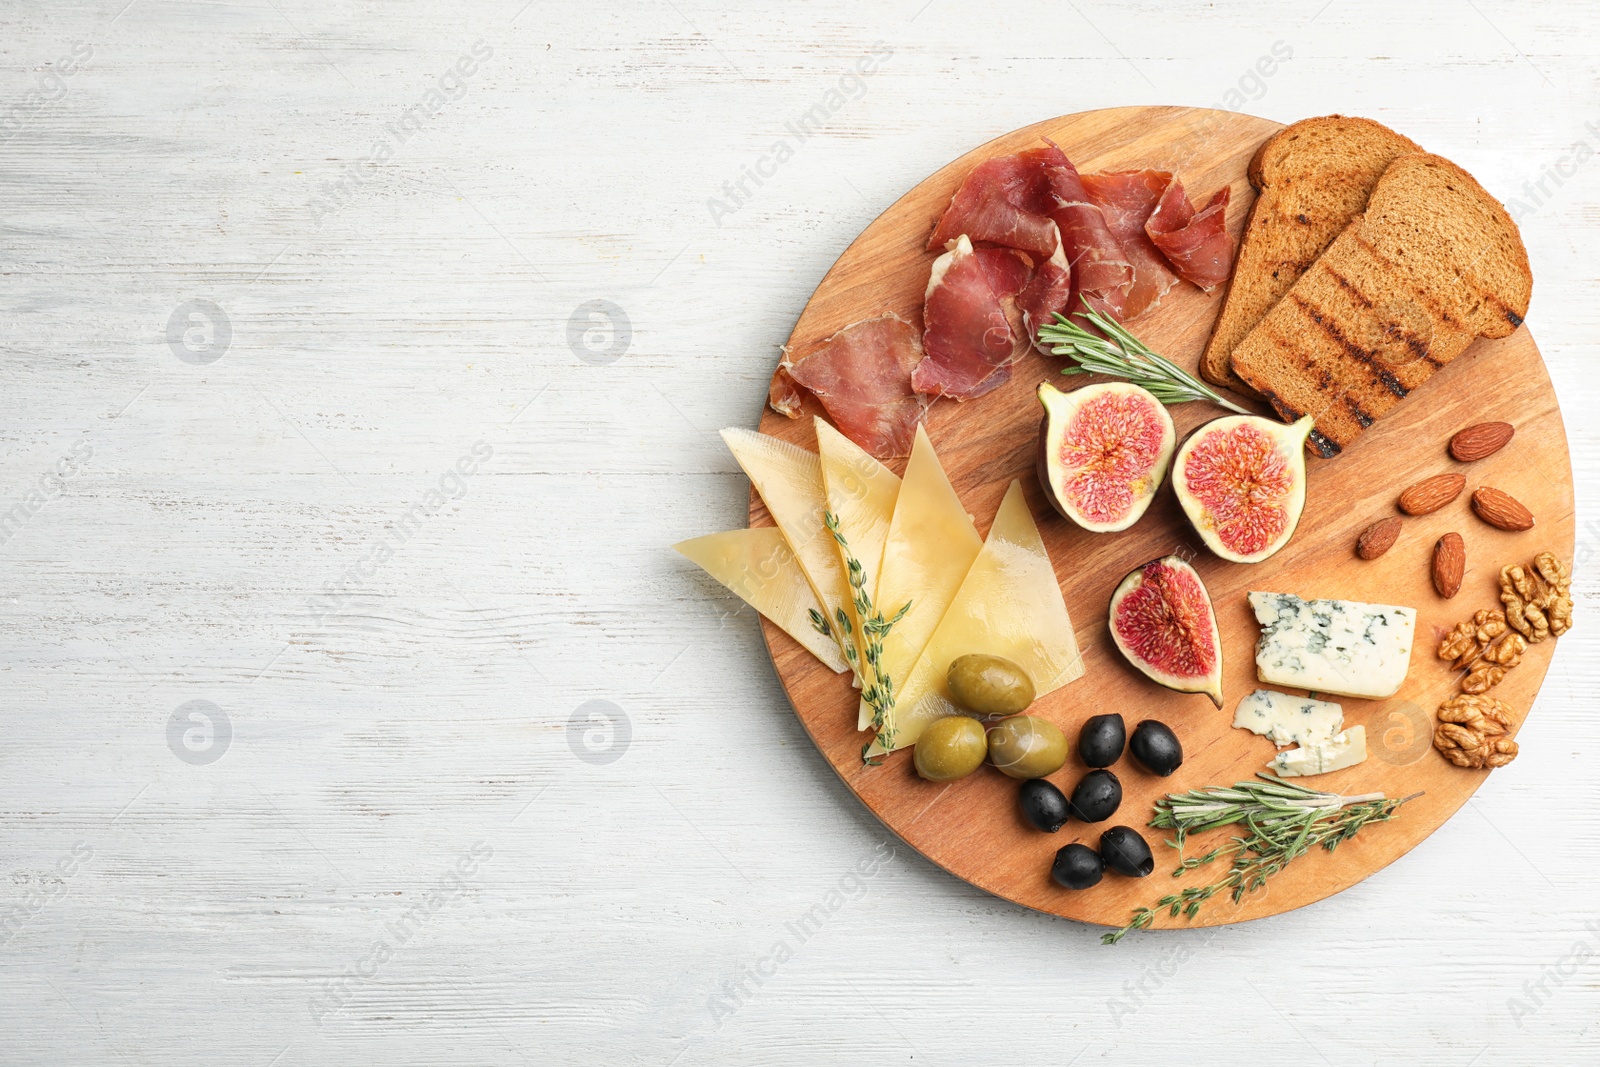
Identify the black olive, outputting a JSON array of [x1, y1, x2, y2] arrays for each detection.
[[1018, 779, 1071, 833], [1050, 843, 1104, 890], [1100, 825, 1155, 877], [1129, 719, 1184, 777], [1077, 713, 1126, 768], [1067, 769, 1122, 823]]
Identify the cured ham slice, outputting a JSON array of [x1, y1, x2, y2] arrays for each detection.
[[927, 147, 1064, 260], [1040, 144, 1136, 323], [767, 366, 805, 417], [1146, 180, 1234, 291], [1079, 170, 1179, 320], [1016, 241, 1072, 351], [779, 314, 927, 459], [914, 236, 1026, 401]]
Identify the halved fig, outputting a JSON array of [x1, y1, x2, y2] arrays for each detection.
[[1036, 381, 1176, 532], [1107, 556, 1223, 708], [1172, 415, 1313, 564]]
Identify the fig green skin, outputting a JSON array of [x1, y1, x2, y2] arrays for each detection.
[[913, 715, 988, 782], [1129, 719, 1184, 777], [1077, 713, 1126, 768], [1067, 769, 1122, 823], [1100, 825, 1155, 878], [1172, 414, 1313, 564], [1051, 843, 1104, 890], [986, 715, 1069, 780], [947, 653, 1035, 717], [1018, 779, 1071, 833]]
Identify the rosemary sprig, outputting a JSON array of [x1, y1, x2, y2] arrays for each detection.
[[1036, 309, 1253, 415], [1101, 774, 1421, 945], [807, 511, 910, 763]]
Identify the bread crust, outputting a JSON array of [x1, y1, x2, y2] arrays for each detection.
[[1229, 151, 1532, 457], [1201, 116, 1423, 397]]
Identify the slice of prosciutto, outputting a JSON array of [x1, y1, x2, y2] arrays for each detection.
[[1146, 180, 1234, 291], [913, 236, 1027, 400], [927, 147, 1064, 260], [926, 141, 1138, 328], [1016, 239, 1072, 351], [767, 366, 805, 418], [1079, 170, 1179, 320], [777, 314, 927, 459], [1039, 144, 1136, 323]]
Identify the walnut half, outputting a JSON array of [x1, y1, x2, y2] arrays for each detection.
[[1500, 552, 1573, 643], [1434, 694, 1519, 769]]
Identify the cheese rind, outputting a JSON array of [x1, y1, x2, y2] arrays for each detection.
[[1232, 689, 1344, 748], [674, 528, 849, 674], [1270, 726, 1368, 777], [867, 480, 1084, 755], [1249, 591, 1416, 699]]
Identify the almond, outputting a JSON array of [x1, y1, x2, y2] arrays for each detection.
[[1356, 517, 1402, 560], [1398, 473, 1466, 516], [1433, 533, 1465, 598], [1471, 486, 1535, 531], [1449, 421, 1515, 462]]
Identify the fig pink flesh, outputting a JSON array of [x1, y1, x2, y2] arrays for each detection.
[[1055, 391, 1168, 525], [1112, 561, 1219, 681], [1181, 422, 1293, 557]]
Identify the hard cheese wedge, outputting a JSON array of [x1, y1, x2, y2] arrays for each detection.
[[863, 424, 983, 731], [721, 428, 851, 666], [674, 528, 849, 674], [816, 417, 901, 687], [867, 480, 1085, 756], [1249, 591, 1416, 700], [815, 417, 901, 603]]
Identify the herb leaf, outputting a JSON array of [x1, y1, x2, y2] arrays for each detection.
[[1101, 773, 1422, 944], [1036, 309, 1253, 415]]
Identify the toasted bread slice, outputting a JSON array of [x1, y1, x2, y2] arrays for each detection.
[[1200, 116, 1423, 396], [1229, 153, 1531, 457]]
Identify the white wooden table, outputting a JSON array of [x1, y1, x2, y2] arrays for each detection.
[[2, 1, 1597, 1062]]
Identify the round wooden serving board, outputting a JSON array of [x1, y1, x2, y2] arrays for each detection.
[[751, 107, 1574, 929]]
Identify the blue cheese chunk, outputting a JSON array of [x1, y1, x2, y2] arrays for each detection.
[[1233, 689, 1345, 747], [1269, 726, 1368, 777], [1248, 591, 1416, 700]]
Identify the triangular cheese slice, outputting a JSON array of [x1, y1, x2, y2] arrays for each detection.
[[720, 428, 851, 666], [867, 480, 1085, 756], [674, 528, 849, 674], [866, 424, 983, 730], [816, 418, 901, 681], [815, 418, 901, 604]]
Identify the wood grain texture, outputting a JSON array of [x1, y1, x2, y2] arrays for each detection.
[[2, 1, 1599, 1064], [755, 107, 1575, 927]]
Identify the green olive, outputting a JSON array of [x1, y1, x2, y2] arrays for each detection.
[[987, 715, 1068, 779], [947, 653, 1036, 716], [913, 715, 988, 782]]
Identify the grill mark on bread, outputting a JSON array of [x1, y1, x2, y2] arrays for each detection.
[[1325, 266, 1375, 309], [1201, 117, 1424, 396], [1307, 428, 1341, 457], [1288, 292, 1411, 399]]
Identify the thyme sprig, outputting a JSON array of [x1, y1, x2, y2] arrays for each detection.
[[807, 511, 910, 764], [1037, 309, 1252, 415], [1102, 774, 1421, 945]]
